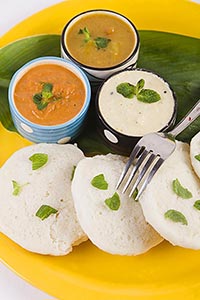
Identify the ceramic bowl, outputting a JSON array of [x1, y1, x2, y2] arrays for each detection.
[[95, 68, 177, 155], [61, 9, 140, 83], [8, 56, 91, 144]]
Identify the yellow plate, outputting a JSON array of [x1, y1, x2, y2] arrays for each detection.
[[0, 0, 200, 299]]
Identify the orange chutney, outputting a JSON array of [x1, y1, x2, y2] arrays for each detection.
[[14, 64, 85, 126]]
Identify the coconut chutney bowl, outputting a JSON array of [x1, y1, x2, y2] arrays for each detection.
[[8, 56, 91, 144], [95, 68, 177, 155], [61, 9, 140, 83]]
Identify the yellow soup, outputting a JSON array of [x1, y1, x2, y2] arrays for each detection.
[[66, 13, 136, 68], [14, 64, 85, 126]]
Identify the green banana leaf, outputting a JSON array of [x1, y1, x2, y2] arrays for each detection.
[[0, 32, 199, 155], [0, 35, 61, 132]]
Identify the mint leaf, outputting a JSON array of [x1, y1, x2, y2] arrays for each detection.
[[37, 100, 48, 110], [91, 174, 108, 190], [137, 89, 161, 103], [116, 82, 136, 99], [33, 93, 48, 110], [172, 178, 193, 199], [12, 180, 22, 196], [94, 37, 111, 49], [195, 154, 200, 162], [42, 83, 53, 92], [164, 209, 188, 225], [33, 93, 42, 104], [78, 28, 111, 48], [116, 79, 161, 103], [105, 192, 120, 211], [42, 83, 53, 99], [29, 153, 48, 170], [136, 79, 145, 94], [78, 27, 91, 42], [36, 205, 58, 220], [193, 200, 200, 210], [12, 180, 29, 196], [33, 82, 56, 110]]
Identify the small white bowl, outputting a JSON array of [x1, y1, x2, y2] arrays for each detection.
[[8, 56, 91, 144], [61, 9, 140, 82]]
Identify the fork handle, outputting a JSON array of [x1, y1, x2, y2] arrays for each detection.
[[168, 99, 200, 137]]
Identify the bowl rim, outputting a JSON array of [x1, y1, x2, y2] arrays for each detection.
[[61, 9, 140, 71], [8, 56, 91, 129], [95, 67, 178, 139]]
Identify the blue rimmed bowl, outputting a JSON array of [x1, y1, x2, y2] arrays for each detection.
[[8, 56, 91, 144]]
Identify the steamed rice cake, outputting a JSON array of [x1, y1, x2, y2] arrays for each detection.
[[71, 154, 163, 255], [140, 142, 200, 249], [0, 143, 87, 255]]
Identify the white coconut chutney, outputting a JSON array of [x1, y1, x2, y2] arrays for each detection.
[[98, 70, 175, 136]]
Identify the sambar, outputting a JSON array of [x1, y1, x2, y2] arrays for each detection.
[[64, 11, 137, 68]]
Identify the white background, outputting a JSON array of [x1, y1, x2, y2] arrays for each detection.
[[0, 0, 200, 299]]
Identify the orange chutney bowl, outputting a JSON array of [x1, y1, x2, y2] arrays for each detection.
[[8, 56, 91, 144]]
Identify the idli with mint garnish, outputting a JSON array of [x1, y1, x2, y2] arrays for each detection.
[[0, 143, 87, 255], [71, 154, 163, 256], [190, 131, 200, 179], [139, 141, 200, 249]]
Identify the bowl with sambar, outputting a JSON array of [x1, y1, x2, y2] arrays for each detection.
[[61, 9, 140, 82], [8, 56, 91, 144]]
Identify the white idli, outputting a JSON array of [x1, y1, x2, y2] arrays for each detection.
[[140, 141, 200, 249], [190, 131, 200, 178], [71, 154, 163, 256], [0, 143, 87, 255]]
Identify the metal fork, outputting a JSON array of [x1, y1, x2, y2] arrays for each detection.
[[116, 99, 200, 199]]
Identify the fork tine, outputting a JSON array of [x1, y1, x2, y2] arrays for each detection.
[[136, 157, 164, 199], [122, 148, 149, 193], [128, 152, 157, 197], [116, 144, 142, 189]]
